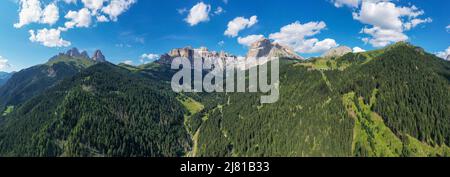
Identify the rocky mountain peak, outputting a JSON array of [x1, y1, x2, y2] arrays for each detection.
[[169, 47, 195, 60], [92, 50, 106, 62], [80, 51, 90, 59], [66, 48, 81, 58], [247, 38, 303, 60], [322, 46, 352, 58]]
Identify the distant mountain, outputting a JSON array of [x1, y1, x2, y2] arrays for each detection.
[[0, 48, 103, 110], [92, 50, 107, 62], [246, 38, 303, 60], [158, 46, 237, 65], [0, 72, 13, 86], [156, 39, 302, 71], [322, 46, 352, 58]]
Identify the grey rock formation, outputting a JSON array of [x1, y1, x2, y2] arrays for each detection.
[[322, 46, 352, 58], [66, 48, 81, 58], [80, 51, 90, 59], [246, 38, 303, 60], [158, 46, 236, 65], [92, 50, 106, 62]]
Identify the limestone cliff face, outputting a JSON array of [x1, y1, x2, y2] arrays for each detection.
[[246, 38, 303, 60], [158, 46, 237, 65], [92, 50, 106, 62]]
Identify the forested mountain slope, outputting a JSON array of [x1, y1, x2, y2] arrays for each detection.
[[0, 63, 190, 157], [0, 72, 12, 87], [0, 42, 448, 157], [190, 43, 450, 157], [0, 55, 96, 111]]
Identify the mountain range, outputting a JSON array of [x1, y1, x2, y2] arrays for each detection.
[[0, 41, 449, 157], [0, 72, 13, 87]]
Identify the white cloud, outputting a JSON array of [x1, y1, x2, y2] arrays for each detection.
[[29, 28, 71, 47], [14, 0, 42, 28], [185, 2, 211, 26], [14, 0, 136, 48], [224, 16, 258, 37], [177, 8, 188, 15], [82, 0, 107, 12], [352, 1, 431, 47], [214, 6, 225, 15], [14, 0, 60, 28], [360, 26, 408, 47], [41, 3, 59, 25], [218, 40, 225, 46], [237, 34, 264, 47], [269, 21, 338, 54], [404, 18, 432, 30], [436, 46, 450, 60], [64, 8, 92, 29], [353, 47, 366, 53], [307, 38, 339, 53], [332, 0, 360, 8], [96, 15, 109, 22], [141, 53, 160, 63], [446, 25, 450, 32], [0, 56, 11, 70], [63, 0, 77, 4], [102, 0, 136, 21]]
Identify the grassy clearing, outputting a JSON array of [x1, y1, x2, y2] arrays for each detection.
[[2, 106, 14, 116], [178, 96, 204, 157], [343, 91, 450, 157], [295, 58, 351, 71], [179, 96, 204, 116]]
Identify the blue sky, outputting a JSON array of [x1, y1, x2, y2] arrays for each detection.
[[0, 0, 449, 72]]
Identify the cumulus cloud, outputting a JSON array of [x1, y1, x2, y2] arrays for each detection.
[[185, 2, 211, 26], [237, 34, 264, 47], [224, 16, 258, 37], [14, 0, 59, 28], [436, 46, 450, 60], [269, 21, 338, 54], [404, 18, 432, 30], [82, 0, 107, 12], [29, 28, 71, 47], [332, 0, 360, 8], [446, 25, 450, 32], [96, 15, 109, 22], [41, 3, 59, 25], [64, 8, 92, 29], [14, 0, 136, 47], [353, 47, 366, 53], [102, 0, 136, 21], [360, 26, 408, 47], [0, 56, 11, 70], [352, 1, 431, 47], [141, 53, 160, 63]]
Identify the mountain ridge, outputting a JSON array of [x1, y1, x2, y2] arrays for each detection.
[[0, 42, 449, 157]]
